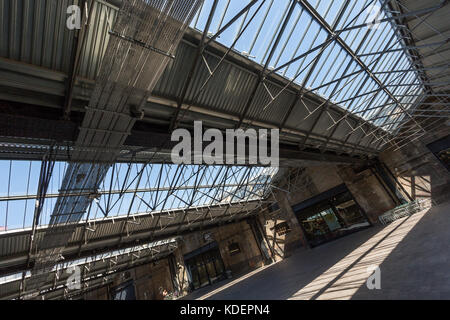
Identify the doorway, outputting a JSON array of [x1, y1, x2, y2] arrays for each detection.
[[184, 242, 226, 291]]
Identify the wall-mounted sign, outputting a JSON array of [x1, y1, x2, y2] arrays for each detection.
[[203, 232, 213, 243], [228, 242, 241, 256]]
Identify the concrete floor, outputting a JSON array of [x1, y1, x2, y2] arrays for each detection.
[[184, 201, 450, 300]]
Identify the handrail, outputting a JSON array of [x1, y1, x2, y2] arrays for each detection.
[[379, 198, 433, 225]]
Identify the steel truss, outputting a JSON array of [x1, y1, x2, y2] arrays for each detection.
[[185, 0, 445, 154]]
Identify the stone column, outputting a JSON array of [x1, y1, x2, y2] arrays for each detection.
[[277, 191, 310, 250]]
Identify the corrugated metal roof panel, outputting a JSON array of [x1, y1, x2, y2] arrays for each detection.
[[0, 0, 76, 72], [78, 1, 118, 79], [246, 81, 294, 126], [0, 232, 30, 257]]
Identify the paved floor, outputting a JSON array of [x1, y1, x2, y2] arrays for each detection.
[[184, 201, 450, 300]]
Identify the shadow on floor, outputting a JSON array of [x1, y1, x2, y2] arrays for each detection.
[[184, 224, 384, 300], [351, 201, 450, 299], [183, 201, 450, 300]]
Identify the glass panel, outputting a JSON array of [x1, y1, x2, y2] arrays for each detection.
[[214, 258, 224, 275], [301, 212, 329, 246], [320, 208, 341, 231], [0, 160, 277, 232], [437, 148, 450, 171], [189, 265, 201, 289], [205, 261, 218, 282], [197, 264, 210, 287], [184, 244, 226, 290], [189, 0, 424, 132], [297, 190, 370, 247], [334, 199, 367, 226], [112, 281, 136, 300]]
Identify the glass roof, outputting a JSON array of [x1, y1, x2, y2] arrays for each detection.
[[0, 0, 427, 232], [0, 160, 276, 231], [190, 0, 424, 133]]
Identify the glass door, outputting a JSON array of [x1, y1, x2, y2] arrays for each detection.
[[196, 256, 210, 288], [296, 189, 370, 247], [184, 244, 226, 290]]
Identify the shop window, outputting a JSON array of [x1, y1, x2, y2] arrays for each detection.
[[111, 280, 136, 300], [228, 242, 241, 256], [294, 186, 370, 247], [427, 135, 450, 171], [436, 148, 450, 171], [273, 222, 291, 236]]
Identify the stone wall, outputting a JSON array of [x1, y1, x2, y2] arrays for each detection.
[[284, 166, 343, 205], [379, 132, 450, 205], [178, 220, 263, 280], [258, 162, 399, 257], [259, 192, 307, 261], [134, 259, 174, 300], [336, 166, 397, 223], [83, 286, 109, 300], [83, 220, 264, 299], [83, 257, 173, 300]]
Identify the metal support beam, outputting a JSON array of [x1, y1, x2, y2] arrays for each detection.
[[297, 0, 427, 139], [63, 0, 92, 120], [335, 1, 448, 33], [170, 0, 219, 131], [237, 0, 297, 128]]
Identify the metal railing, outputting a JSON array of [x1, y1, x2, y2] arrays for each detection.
[[379, 198, 433, 225]]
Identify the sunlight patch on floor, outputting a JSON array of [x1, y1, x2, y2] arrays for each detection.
[[289, 209, 428, 300], [194, 261, 280, 300]]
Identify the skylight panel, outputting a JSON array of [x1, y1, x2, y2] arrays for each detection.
[[190, 0, 425, 133], [0, 160, 276, 232]]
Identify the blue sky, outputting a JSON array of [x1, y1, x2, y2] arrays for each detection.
[[190, 0, 423, 129], [0, 160, 275, 231]]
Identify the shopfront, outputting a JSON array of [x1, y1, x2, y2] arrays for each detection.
[[428, 134, 450, 171], [184, 242, 226, 291], [293, 184, 371, 247]]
